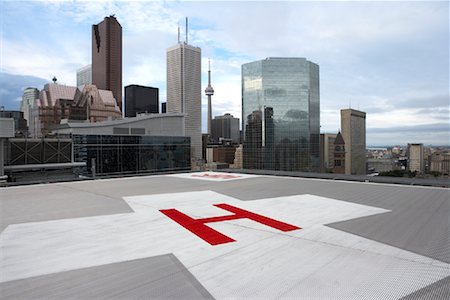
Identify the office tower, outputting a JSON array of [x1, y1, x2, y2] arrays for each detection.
[[205, 59, 214, 135], [333, 131, 346, 174], [20, 87, 39, 127], [92, 15, 122, 111], [408, 143, 424, 173], [166, 26, 202, 161], [320, 133, 337, 172], [77, 65, 92, 87], [161, 102, 167, 113], [124, 85, 159, 117], [211, 113, 240, 143], [341, 108, 366, 175], [242, 57, 320, 171]]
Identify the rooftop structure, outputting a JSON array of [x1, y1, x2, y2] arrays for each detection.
[[0, 172, 448, 299]]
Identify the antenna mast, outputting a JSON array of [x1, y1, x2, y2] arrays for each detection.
[[185, 17, 188, 44], [177, 25, 180, 43]]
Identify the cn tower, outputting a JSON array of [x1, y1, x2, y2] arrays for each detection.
[[204, 59, 214, 135]]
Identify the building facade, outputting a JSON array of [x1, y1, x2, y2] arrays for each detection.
[[0, 111, 27, 137], [408, 143, 424, 174], [333, 131, 346, 174], [92, 16, 122, 111], [211, 113, 240, 143], [30, 83, 122, 138], [20, 87, 39, 127], [242, 57, 320, 171], [124, 85, 159, 117], [77, 65, 92, 87], [166, 42, 202, 161], [341, 109, 366, 175], [320, 133, 337, 172]]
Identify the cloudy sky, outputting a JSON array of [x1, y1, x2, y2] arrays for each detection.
[[0, 0, 448, 146]]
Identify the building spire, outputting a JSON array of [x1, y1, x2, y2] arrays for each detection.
[[185, 17, 188, 44], [205, 58, 214, 136]]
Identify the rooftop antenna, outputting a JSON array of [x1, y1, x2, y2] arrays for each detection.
[[177, 24, 180, 43], [349, 99, 351, 108], [185, 17, 188, 44]]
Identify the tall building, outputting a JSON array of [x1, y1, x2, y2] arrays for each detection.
[[166, 35, 201, 161], [77, 65, 92, 87], [124, 85, 159, 117], [340, 108, 366, 175], [408, 143, 424, 174], [92, 16, 122, 111], [211, 113, 240, 143], [20, 87, 39, 127], [205, 59, 214, 135], [242, 57, 320, 171], [319, 133, 337, 172]]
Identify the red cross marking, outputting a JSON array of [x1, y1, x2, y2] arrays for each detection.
[[160, 203, 301, 245], [191, 173, 242, 179]]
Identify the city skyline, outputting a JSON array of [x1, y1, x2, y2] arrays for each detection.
[[0, 0, 448, 146]]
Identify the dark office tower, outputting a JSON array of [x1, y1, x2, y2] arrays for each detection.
[[92, 15, 122, 112], [124, 85, 159, 117], [242, 57, 320, 172], [161, 102, 167, 113], [211, 113, 240, 143]]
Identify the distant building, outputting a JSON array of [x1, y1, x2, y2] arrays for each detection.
[[0, 110, 27, 137], [211, 113, 240, 143], [341, 109, 366, 175], [166, 40, 202, 161], [242, 57, 320, 172], [20, 87, 39, 127], [30, 83, 122, 138], [231, 145, 243, 169], [320, 133, 337, 172], [161, 102, 167, 113], [429, 152, 450, 175], [92, 16, 122, 111], [124, 85, 159, 117], [408, 143, 424, 174], [77, 65, 92, 87], [333, 131, 346, 174]]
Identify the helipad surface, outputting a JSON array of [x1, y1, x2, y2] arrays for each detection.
[[1, 172, 449, 299]]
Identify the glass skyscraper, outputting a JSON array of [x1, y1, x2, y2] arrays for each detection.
[[242, 57, 320, 172]]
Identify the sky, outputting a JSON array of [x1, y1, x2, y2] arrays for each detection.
[[0, 0, 448, 146]]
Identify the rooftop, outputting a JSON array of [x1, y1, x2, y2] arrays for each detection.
[[1, 172, 449, 299]]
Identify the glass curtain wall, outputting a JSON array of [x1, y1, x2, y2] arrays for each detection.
[[242, 58, 320, 172], [73, 134, 191, 176]]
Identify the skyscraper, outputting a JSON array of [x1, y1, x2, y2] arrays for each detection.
[[242, 57, 320, 171], [20, 87, 39, 127], [211, 113, 240, 143], [166, 27, 201, 161], [340, 108, 366, 175], [92, 16, 122, 112], [124, 85, 159, 117], [77, 65, 92, 87]]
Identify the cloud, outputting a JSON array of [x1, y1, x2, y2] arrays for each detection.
[[1, 0, 448, 145], [0, 72, 48, 110]]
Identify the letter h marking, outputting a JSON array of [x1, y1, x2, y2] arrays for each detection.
[[160, 203, 300, 245]]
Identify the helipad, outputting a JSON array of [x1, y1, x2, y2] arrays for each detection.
[[1, 172, 449, 299]]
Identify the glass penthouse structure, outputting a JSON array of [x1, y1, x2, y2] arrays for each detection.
[[242, 57, 320, 172]]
